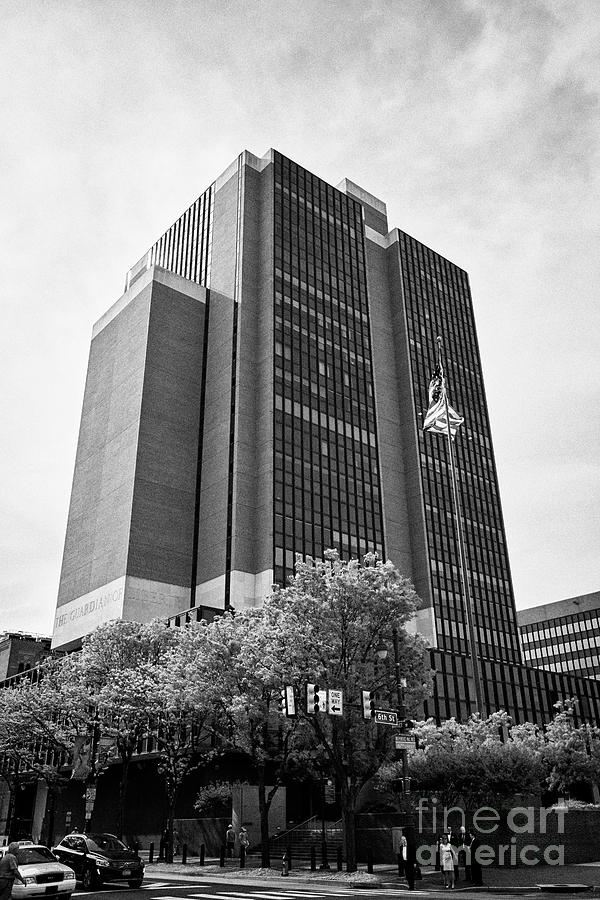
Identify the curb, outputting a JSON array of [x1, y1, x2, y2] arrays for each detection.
[[144, 866, 384, 889]]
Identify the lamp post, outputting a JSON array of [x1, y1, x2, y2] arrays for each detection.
[[376, 629, 409, 784]]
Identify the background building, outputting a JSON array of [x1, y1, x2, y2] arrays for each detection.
[[519, 591, 600, 680], [52, 148, 600, 723], [0, 632, 50, 682]]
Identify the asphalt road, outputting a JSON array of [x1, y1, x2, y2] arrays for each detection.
[[67, 877, 561, 900]]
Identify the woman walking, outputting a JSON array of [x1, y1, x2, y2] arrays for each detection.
[[0, 843, 26, 900]]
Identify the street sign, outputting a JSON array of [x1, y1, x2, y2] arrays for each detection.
[[395, 734, 416, 750], [375, 709, 398, 725], [328, 689, 343, 716]]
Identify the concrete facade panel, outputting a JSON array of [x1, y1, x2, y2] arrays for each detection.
[[56, 288, 150, 608], [128, 281, 205, 591]]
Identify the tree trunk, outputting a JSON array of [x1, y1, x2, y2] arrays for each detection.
[[40, 783, 59, 847], [6, 774, 17, 841], [340, 780, 357, 873], [117, 753, 131, 839], [257, 764, 271, 868]]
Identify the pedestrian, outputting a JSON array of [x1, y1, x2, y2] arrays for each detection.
[[225, 824, 236, 859], [440, 834, 457, 889], [239, 828, 249, 857], [458, 825, 472, 881], [404, 834, 417, 891], [450, 827, 461, 884], [470, 835, 483, 886], [0, 843, 27, 900]]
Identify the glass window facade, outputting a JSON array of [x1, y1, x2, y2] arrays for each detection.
[[520, 608, 600, 680], [272, 152, 384, 584], [398, 231, 520, 665], [148, 184, 214, 285]]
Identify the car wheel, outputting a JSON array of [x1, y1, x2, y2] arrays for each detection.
[[128, 879, 143, 888], [82, 866, 99, 891]]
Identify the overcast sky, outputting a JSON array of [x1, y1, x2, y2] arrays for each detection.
[[1, 0, 599, 636]]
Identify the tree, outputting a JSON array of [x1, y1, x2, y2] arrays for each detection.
[[50, 620, 181, 838], [260, 550, 432, 872], [0, 666, 75, 843], [149, 629, 221, 861], [378, 711, 546, 810], [541, 700, 600, 799], [175, 612, 304, 867]]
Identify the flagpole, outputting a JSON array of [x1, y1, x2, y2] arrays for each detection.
[[436, 335, 486, 716]]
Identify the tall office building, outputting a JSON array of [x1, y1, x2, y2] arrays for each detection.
[[52, 149, 520, 659], [51, 149, 600, 724]]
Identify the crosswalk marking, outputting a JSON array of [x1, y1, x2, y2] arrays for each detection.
[[182, 892, 354, 900]]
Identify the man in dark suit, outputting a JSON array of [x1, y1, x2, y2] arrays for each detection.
[[458, 825, 473, 881], [404, 834, 417, 891], [470, 835, 484, 886]]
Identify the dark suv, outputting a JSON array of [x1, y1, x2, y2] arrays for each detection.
[[52, 834, 144, 890]]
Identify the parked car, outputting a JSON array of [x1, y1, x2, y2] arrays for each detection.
[[0, 843, 76, 899], [52, 833, 144, 890]]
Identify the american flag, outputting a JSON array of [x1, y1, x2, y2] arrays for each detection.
[[423, 364, 464, 437]]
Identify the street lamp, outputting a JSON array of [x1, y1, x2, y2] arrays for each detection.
[[376, 629, 406, 719]]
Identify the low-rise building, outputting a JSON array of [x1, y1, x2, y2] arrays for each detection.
[[518, 592, 600, 680]]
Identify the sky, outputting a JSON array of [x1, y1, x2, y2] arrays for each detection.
[[1, 0, 599, 636]]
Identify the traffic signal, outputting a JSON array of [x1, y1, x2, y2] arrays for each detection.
[[277, 687, 287, 714], [277, 686, 296, 716], [306, 683, 322, 714], [362, 690, 376, 719]]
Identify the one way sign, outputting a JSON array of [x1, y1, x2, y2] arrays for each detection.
[[328, 689, 343, 716]]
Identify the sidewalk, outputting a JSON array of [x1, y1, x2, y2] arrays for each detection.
[[145, 858, 600, 892]]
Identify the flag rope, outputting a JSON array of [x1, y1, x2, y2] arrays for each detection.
[[434, 335, 485, 716]]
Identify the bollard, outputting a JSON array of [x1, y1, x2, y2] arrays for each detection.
[[240, 846, 246, 869], [158, 837, 165, 861], [286, 845, 292, 872], [337, 847, 342, 871], [281, 851, 289, 876], [199, 843, 205, 866], [148, 842, 154, 864], [310, 845, 316, 872], [320, 839, 330, 871], [182, 843, 187, 865], [397, 852, 403, 877], [219, 844, 225, 868], [367, 847, 373, 874]]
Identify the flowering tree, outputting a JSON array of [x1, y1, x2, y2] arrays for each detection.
[[175, 612, 305, 866], [379, 703, 600, 812], [262, 550, 432, 872], [378, 711, 546, 809], [542, 701, 600, 798], [0, 665, 80, 843], [49, 621, 181, 838]]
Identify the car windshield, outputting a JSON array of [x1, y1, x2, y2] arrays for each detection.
[[16, 847, 57, 865], [87, 835, 128, 853]]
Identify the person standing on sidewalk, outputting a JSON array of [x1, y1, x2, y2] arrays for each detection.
[[239, 828, 249, 857], [225, 824, 236, 858], [404, 834, 417, 891], [440, 834, 457, 889], [0, 843, 27, 900], [458, 825, 472, 881]]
